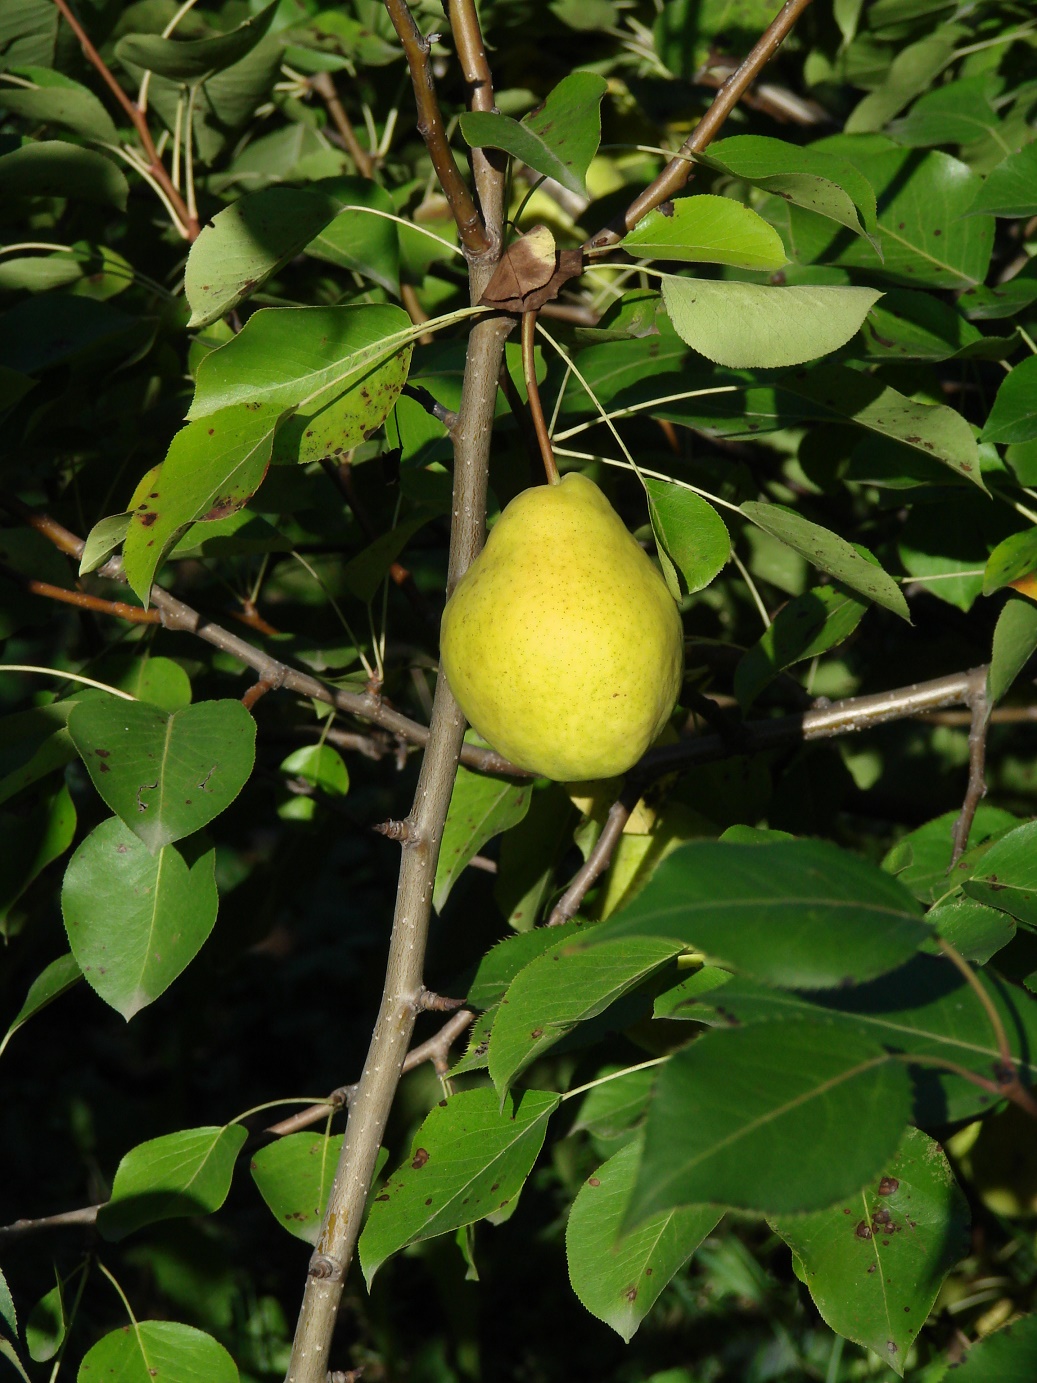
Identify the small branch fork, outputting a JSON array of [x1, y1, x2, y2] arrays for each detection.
[[49, 0, 199, 240]]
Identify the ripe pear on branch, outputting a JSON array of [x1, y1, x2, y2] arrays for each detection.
[[440, 472, 684, 782]]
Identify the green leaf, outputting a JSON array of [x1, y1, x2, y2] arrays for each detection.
[[466, 920, 589, 1009], [988, 595, 1037, 705], [963, 820, 1037, 928], [771, 1127, 969, 1376], [279, 744, 349, 798], [0, 139, 128, 209], [619, 196, 787, 271], [459, 71, 608, 198], [358, 1088, 560, 1284], [98, 1123, 247, 1240], [845, 34, 957, 134], [489, 938, 683, 1095], [250, 1132, 344, 1245], [969, 143, 1037, 218], [26, 1277, 66, 1363], [0, 1264, 16, 1335], [78, 1322, 239, 1383], [950, 1315, 1037, 1378], [494, 783, 574, 931], [0, 782, 76, 918], [67, 698, 256, 852], [741, 503, 910, 620], [643, 480, 729, 598], [185, 187, 341, 328], [780, 144, 994, 289], [592, 839, 928, 989], [114, 1, 279, 81], [62, 818, 218, 1020], [655, 0, 776, 78], [571, 1065, 657, 1143], [342, 511, 435, 604], [676, 959, 1037, 1125], [890, 76, 1006, 149], [0, 952, 81, 1060], [883, 805, 1021, 905], [984, 529, 1037, 596], [698, 135, 877, 242], [0, 703, 79, 808], [96, 656, 193, 712], [305, 175, 401, 293], [735, 583, 868, 707], [630, 1021, 911, 1218], [79, 513, 130, 576], [859, 289, 1011, 363], [661, 278, 883, 369], [981, 357, 1037, 445], [0, 67, 118, 143], [122, 402, 285, 602], [566, 1138, 722, 1341], [433, 764, 532, 913], [927, 895, 1015, 966]]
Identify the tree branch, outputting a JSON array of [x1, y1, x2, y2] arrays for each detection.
[[0, 495, 521, 778], [548, 667, 993, 924], [446, 0, 503, 219], [308, 71, 374, 179], [282, 188, 512, 1383], [949, 668, 991, 866], [381, 0, 492, 257], [49, 0, 198, 240], [586, 0, 815, 251]]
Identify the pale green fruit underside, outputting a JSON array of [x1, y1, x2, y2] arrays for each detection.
[[440, 472, 684, 781]]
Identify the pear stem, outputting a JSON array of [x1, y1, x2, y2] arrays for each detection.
[[522, 309, 560, 484]]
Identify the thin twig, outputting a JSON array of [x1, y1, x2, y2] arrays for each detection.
[[49, 0, 198, 239], [949, 668, 991, 866], [522, 310, 558, 484], [309, 71, 374, 177], [548, 791, 638, 926], [7, 571, 160, 624], [0, 1204, 103, 1242], [381, 0, 491, 257], [586, 0, 815, 251]]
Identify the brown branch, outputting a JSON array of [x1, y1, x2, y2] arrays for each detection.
[[49, 0, 198, 240], [381, 0, 491, 257], [522, 310, 558, 485], [0, 494, 521, 778], [0, 1203, 103, 1242], [241, 674, 282, 711], [586, 0, 815, 251], [949, 668, 991, 867], [5, 569, 161, 624], [548, 667, 993, 924], [309, 71, 374, 178], [446, 0, 503, 217]]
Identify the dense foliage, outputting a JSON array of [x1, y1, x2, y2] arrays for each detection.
[[2, 1, 1037, 1380]]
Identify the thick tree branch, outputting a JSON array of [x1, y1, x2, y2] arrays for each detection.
[[586, 0, 815, 251], [446, 0, 503, 219], [381, 0, 492, 257], [49, 0, 199, 239]]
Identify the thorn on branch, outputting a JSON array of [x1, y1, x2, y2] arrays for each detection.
[[416, 988, 465, 1013]]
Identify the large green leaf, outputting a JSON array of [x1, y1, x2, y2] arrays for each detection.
[[859, 290, 1012, 363], [114, 1, 279, 81], [619, 196, 786, 270], [969, 143, 1037, 218], [591, 839, 927, 989], [250, 1132, 345, 1245], [61, 818, 218, 1020], [698, 133, 877, 240], [668, 960, 1037, 1125], [460, 71, 607, 198], [67, 698, 256, 851], [963, 820, 1037, 927], [771, 1127, 969, 1376], [981, 357, 1037, 445], [630, 1021, 911, 1219], [466, 920, 589, 1009], [79, 1322, 239, 1383], [489, 938, 683, 1094], [185, 187, 341, 328], [735, 583, 868, 707], [433, 764, 532, 913], [358, 1088, 560, 1284], [743, 502, 910, 618], [305, 175, 401, 293], [98, 1124, 248, 1240], [662, 278, 882, 369], [0, 139, 128, 209], [0, 67, 118, 143], [566, 1138, 722, 1341], [122, 402, 285, 601]]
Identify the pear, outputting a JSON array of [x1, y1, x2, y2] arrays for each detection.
[[440, 472, 684, 781]]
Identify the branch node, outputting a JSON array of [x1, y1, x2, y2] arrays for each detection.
[[373, 817, 418, 844], [416, 988, 465, 1013], [307, 1254, 343, 1282]]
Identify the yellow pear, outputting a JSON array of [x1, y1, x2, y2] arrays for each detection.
[[440, 472, 684, 781]]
